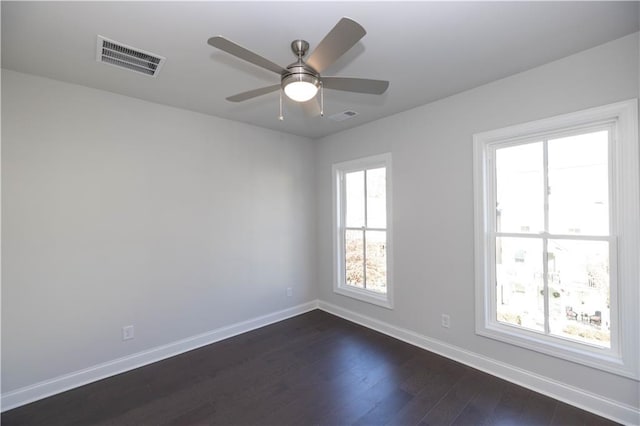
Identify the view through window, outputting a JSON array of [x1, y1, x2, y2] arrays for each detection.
[[494, 130, 611, 348], [344, 167, 387, 293]]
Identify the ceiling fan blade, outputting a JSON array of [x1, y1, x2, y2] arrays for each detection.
[[306, 17, 366, 73], [322, 77, 389, 95], [208, 36, 287, 75], [300, 98, 322, 117], [226, 85, 281, 102]]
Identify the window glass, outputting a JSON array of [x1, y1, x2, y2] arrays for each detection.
[[366, 167, 386, 228], [345, 171, 364, 227], [345, 229, 364, 288], [344, 167, 388, 294], [548, 131, 609, 236], [496, 142, 544, 233], [365, 230, 387, 293], [494, 135, 611, 347], [547, 239, 610, 347], [496, 237, 544, 332]]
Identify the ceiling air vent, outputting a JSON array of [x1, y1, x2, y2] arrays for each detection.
[[328, 110, 359, 122], [96, 36, 165, 77]]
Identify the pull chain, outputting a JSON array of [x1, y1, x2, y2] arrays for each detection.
[[279, 89, 284, 121], [320, 82, 324, 117]]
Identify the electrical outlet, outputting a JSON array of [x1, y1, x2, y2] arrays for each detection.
[[441, 314, 450, 328], [122, 325, 134, 341], [286, 287, 293, 297]]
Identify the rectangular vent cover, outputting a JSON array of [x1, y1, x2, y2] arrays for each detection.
[[96, 36, 165, 77], [328, 110, 359, 122]]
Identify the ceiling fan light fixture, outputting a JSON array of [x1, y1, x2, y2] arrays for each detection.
[[282, 73, 319, 102]]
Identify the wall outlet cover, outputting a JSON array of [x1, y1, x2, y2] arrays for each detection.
[[122, 325, 135, 341]]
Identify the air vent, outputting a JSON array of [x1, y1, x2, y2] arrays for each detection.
[[96, 36, 165, 77], [328, 110, 359, 122]]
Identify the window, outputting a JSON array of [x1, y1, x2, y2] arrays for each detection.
[[473, 100, 639, 378], [333, 154, 393, 308]]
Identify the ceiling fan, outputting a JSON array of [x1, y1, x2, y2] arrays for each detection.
[[207, 17, 389, 118]]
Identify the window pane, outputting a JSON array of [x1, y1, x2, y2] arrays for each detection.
[[548, 239, 610, 348], [345, 229, 364, 288], [345, 171, 365, 227], [366, 168, 386, 229], [548, 130, 609, 236], [495, 143, 544, 233], [365, 230, 387, 294], [496, 237, 544, 332]]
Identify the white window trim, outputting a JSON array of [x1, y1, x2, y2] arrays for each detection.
[[332, 153, 394, 309], [473, 99, 639, 379]]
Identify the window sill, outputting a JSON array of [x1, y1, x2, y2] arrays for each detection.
[[334, 285, 393, 309], [476, 321, 637, 379]]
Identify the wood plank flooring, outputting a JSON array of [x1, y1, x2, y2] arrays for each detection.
[[1, 310, 619, 425]]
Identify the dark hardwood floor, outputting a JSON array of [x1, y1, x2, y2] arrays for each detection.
[[1, 310, 618, 425]]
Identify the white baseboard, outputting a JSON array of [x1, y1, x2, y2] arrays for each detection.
[[317, 300, 639, 426], [1, 300, 319, 412]]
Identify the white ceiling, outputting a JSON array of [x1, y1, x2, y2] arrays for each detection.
[[2, 1, 638, 139]]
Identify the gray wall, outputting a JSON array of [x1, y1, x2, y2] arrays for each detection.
[[1, 70, 316, 392], [314, 33, 639, 409]]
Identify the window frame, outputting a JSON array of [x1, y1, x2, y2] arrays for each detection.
[[332, 153, 393, 309], [473, 99, 639, 379]]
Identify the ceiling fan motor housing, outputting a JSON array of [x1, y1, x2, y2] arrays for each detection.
[[281, 40, 320, 90]]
